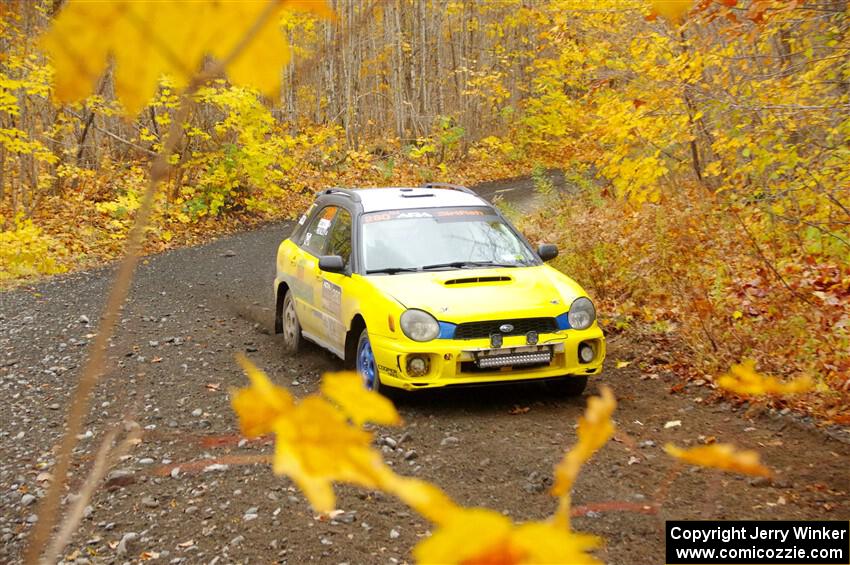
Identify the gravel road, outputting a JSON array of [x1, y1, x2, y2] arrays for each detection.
[[1, 176, 848, 564]]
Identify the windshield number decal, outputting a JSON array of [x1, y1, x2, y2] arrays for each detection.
[[363, 212, 393, 223], [316, 218, 332, 236], [434, 209, 485, 217], [364, 208, 486, 224]]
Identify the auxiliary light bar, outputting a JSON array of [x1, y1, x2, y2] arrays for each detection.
[[476, 351, 552, 369]]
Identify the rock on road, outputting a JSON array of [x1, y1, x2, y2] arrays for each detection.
[[1, 175, 848, 564]]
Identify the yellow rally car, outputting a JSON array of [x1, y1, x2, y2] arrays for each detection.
[[274, 183, 604, 395]]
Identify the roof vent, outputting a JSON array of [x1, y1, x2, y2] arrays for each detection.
[[444, 275, 512, 285]]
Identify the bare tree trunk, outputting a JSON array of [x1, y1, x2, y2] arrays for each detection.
[[324, 11, 336, 125], [418, 0, 427, 125], [0, 136, 6, 204], [392, 1, 405, 138], [77, 71, 111, 165], [435, 0, 445, 117]]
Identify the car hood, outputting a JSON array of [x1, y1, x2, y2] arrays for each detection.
[[364, 265, 585, 322]]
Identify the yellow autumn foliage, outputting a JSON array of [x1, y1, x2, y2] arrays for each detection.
[[0, 215, 67, 281], [665, 443, 773, 478], [376, 472, 460, 525], [412, 507, 602, 565], [552, 385, 616, 497], [231, 356, 399, 513], [231, 359, 616, 563], [649, 0, 694, 23], [10, 0, 843, 557], [717, 360, 814, 397], [232, 354, 295, 437], [320, 371, 402, 426], [271, 395, 386, 512], [40, 0, 333, 115]]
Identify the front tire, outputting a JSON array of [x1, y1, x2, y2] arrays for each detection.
[[545, 375, 588, 397], [281, 290, 304, 355], [356, 328, 382, 393]]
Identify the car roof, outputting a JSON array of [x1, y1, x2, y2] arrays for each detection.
[[322, 187, 489, 213]]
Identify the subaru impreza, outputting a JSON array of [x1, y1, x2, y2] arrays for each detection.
[[274, 183, 604, 395]]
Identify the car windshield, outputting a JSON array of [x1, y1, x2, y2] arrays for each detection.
[[361, 207, 536, 273]]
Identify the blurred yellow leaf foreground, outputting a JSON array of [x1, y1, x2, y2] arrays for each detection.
[[40, 0, 333, 115], [232, 356, 783, 562], [717, 360, 814, 397], [665, 443, 773, 478], [232, 356, 613, 564]]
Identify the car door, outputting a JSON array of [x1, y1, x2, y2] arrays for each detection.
[[319, 208, 353, 354], [293, 205, 339, 343]]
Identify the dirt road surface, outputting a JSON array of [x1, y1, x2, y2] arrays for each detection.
[[1, 177, 848, 564]]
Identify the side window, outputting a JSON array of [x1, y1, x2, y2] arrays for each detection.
[[290, 203, 316, 244], [301, 206, 338, 256], [326, 209, 352, 268]]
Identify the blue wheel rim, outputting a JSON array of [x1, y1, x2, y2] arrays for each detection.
[[357, 335, 377, 390]]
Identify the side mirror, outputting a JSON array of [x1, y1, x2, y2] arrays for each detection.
[[318, 255, 346, 274], [538, 243, 559, 262]]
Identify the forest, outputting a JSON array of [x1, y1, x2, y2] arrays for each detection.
[[3, 0, 847, 416], [0, 0, 848, 563]]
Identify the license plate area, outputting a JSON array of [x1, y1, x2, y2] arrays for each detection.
[[468, 345, 553, 371]]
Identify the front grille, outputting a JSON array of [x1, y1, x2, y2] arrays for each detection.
[[453, 317, 558, 340]]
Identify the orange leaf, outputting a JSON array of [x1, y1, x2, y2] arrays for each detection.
[[649, 0, 694, 24], [717, 360, 813, 397], [665, 443, 772, 477]]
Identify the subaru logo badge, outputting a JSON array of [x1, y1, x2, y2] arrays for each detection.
[[499, 324, 514, 333]]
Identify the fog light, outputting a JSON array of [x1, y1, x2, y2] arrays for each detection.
[[578, 342, 594, 364], [407, 355, 429, 377]]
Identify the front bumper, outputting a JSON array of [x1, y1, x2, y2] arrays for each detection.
[[369, 328, 605, 390]]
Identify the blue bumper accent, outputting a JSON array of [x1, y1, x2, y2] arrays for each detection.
[[555, 312, 571, 330], [438, 321, 457, 339]]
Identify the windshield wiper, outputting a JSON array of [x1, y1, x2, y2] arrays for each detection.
[[365, 267, 421, 275], [420, 260, 523, 270]]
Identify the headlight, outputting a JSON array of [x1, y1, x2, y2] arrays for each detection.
[[400, 309, 440, 342], [568, 297, 596, 330]]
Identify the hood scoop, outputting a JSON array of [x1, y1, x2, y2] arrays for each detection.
[[444, 275, 512, 285]]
